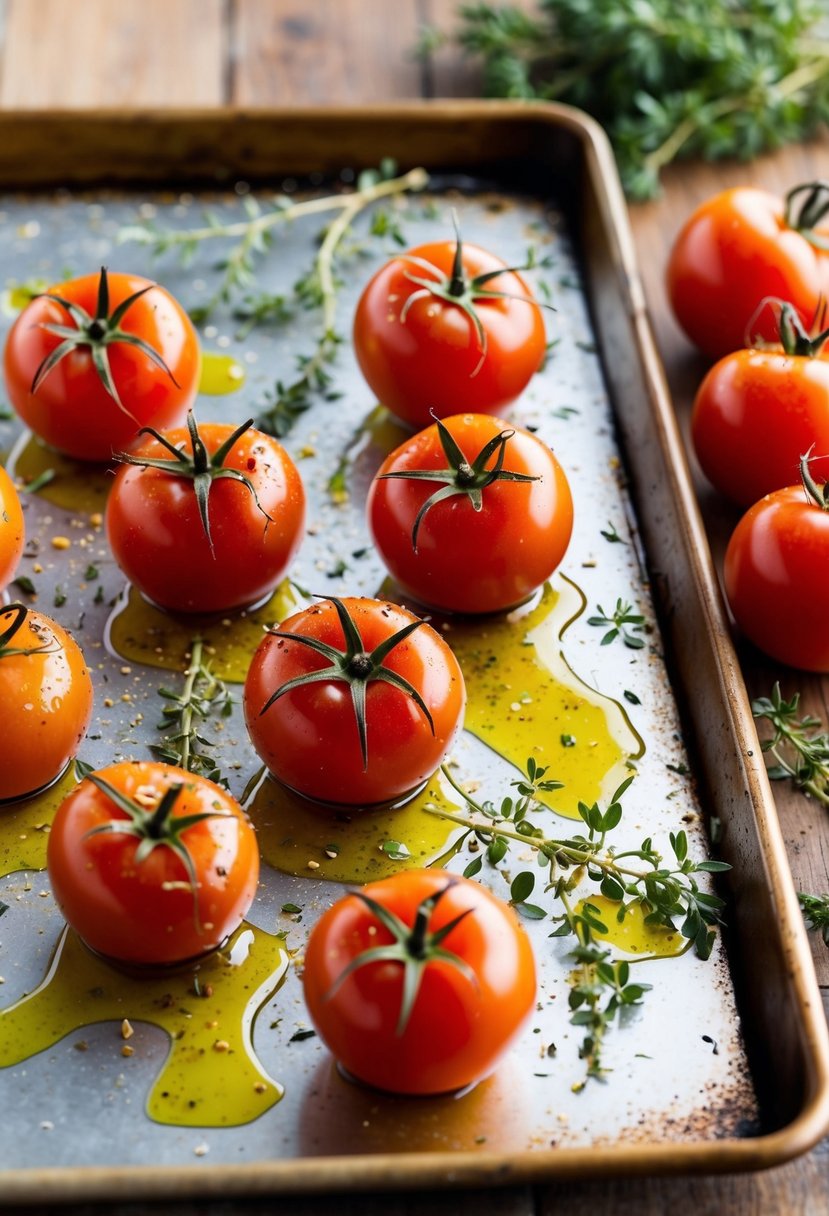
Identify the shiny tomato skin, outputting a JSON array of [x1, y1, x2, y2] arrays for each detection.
[[4, 272, 201, 461], [47, 761, 260, 966], [243, 597, 465, 806], [106, 422, 305, 614], [0, 608, 93, 802], [367, 413, 573, 614], [724, 486, 829, 671], [691, 350, 829, 507], [0, 465, 24, 591], [353, 240, 546, 426], [303, 870, 536, 1095], [667, 188, 829, 360]]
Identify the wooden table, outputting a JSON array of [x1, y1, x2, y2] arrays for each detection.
[[2, 1, 828, 1212]]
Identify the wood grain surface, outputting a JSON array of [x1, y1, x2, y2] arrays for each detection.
[[0, 1, 827, 1213]]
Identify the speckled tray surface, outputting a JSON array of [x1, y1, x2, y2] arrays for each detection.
[[0, 107, 825, 1202]]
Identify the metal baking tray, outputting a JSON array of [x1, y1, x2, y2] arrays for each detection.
[[0, 104, 827, 1204]]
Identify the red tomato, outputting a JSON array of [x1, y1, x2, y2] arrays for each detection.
[[0, 465, 24, 591], [667, 185, 829, 359], [106, 415, 305, 614], [47, 760, 260, 967], [243, 596, 465, 806], [367, 412, 573, 613], [0, 603, 93, 802], [691, 349, 829, 507], [302, 869, 536, 1094], [4, 267, 201, 461], [353, 236, 546, 427], [723, 477, 829, 671]]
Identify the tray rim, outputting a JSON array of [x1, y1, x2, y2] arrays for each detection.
[[0, 98, 827, 1204]]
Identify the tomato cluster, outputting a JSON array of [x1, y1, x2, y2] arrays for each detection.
[[668, 182, 829, 672], [5, 218, 564, 1096]]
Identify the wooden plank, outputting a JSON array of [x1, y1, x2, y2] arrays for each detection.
[[0, 0, 226, 108], [627, 132, 829, 988], [537, 1138, 829, 1216], [231, 0, 422, 105]]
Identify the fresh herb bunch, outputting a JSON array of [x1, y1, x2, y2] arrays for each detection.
[[432, 759, 729, 1086], [752, 683, 829, 806], [435, 0, 829, 199]]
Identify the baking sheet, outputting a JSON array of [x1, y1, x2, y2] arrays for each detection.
[[0, 102, 821, 1196], [0, 175, 761, 1179]]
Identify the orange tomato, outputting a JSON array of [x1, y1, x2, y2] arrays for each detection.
[[0, 465, 24, 591], [0, 604, 93, 802]]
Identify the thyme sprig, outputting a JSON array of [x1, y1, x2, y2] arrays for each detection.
[[751, 683, 829, 806], [119, 164, 429, 437], [798, 891, 829, 945], [430, 759, 728, 1085], [152, 638, 233, 784], [434, 0, 829, 199]]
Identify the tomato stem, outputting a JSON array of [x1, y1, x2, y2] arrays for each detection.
[[0, 602, 60, 660], [785, 179, 829, 247], [776, 301, 829, 357], [799, 446, 829, 510], [31, 266, 179, 415], [324, 882, 477, 1035], [146, 783, 185, 838], [377, 414, 540, 551], [79, 765, 231, 931], [115, 412, 273, 554], [259, 596, 435, 770]]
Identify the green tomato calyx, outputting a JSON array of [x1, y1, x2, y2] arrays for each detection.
[[258, 596, 435, 770], [324, 879, 477, 1034], [777, 301, 829, 358], [378, 413, 540, 551], [0, 602, 60, 660], [399, 210, 552, 374], [785, 181, 829, 250], [75, 759, 230, 918], [800, 446, 829, 511], [115, 411, 274, 554], [31, 266, 179, 416]]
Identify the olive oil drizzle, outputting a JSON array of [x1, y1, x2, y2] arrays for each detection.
[[6, 430, 112, 512], [0, 922, 289, 1127], [574, 895, 686, 959], [443, 577, 643, 820], [246, 769, 464, 883], [105, 580, 303, 682], [198, 351, 246, 396]]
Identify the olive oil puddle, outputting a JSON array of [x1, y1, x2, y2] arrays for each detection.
[[0, 922, 289, 1127], [7, 431, 112, 513], [247, 769, 464, 882], [0, 767, 76, 877], [576, 895, 685, 958], [198, 351, 246, 396], [105, 579, 303, 682], [444, 577, 642, 820]]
